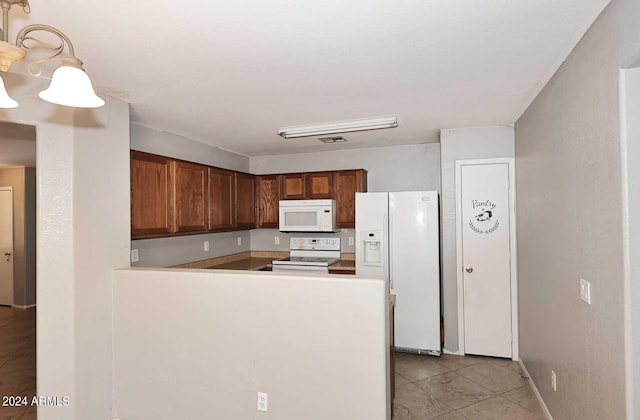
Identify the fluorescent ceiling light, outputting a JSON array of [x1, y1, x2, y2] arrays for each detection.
[[277, 116, 398, 139]]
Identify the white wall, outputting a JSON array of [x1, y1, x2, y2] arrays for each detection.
[[113, 268, 389, 420], [439, 126, 515, 352], [250, 143, 441, 192], [514, 0, 640, 417], [250, 143, 441, 252], [133, 230, 251, 267], [131, 123, 249, 171], [621, 66, 640, 420], [0, 72, 130, 420], [130, 124, 252, 267]]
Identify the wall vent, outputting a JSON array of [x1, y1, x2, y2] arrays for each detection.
[[318, 136, 347, 143]]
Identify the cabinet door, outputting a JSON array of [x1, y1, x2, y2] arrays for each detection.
[[334, 170, 367, 228], [130, 151, 174, 238], [307, 171, 333, 199], [209, 167, 235, 230], [236, 172, 256, 229], [174, 160, 209, 233], [257, 175, 280, 228], [280, 173, 306, 199]]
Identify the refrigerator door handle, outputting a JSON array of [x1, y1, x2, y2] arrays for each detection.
[[387, 212, 393, 289]]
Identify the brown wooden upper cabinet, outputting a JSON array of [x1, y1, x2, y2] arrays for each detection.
[[130, 151, 174, 238], [280, 173, 306, 199], [334, 170, 367, 228], [256, 175, 280, 228], [209, 167, 235, 231], [235, 172, 256, 229], [131, 150, 367, 237], [281, 171, 333, 199], [174, 160, 209, 234], [307, 171, 333, 199]]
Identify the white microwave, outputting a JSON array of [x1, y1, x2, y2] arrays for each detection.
[[279, 199, 338, 232]]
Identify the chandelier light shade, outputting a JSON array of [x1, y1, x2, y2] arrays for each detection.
[[0, 75, 17, 108], [277, 116, 399, 139], [38, 56, 105, 108], [0, 0, 104, 109]]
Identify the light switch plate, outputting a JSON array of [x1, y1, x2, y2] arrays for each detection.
[[580, 278, 591, 305], [275, 236, 280, 245], [130, 249, 139, 263], [204, 241, 210, 252], [237, 237, 242, 246]]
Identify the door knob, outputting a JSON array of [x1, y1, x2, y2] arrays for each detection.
[[465, 266, 473, 273]]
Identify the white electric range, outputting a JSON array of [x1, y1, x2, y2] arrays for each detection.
[[272, 237, 341, 273]]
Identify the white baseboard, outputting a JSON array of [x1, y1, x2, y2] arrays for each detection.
[[12, 304, 36, 309], [443, 348, 463, 355], [519, 360, 553, 420]]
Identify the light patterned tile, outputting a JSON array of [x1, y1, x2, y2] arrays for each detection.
[[456, 362, 527, 393], [433, 354, 485, 371], [430, 411, 469, 420], [396, 373, 411, 387], [502, 385, 546, 416], [458, 395, 544, 420], [393, 383, 453, 420], [395, 352, 450, 382], [414, 372, 495, 410]]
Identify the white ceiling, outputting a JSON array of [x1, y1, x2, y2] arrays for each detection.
[[8, 0, 610, 156]]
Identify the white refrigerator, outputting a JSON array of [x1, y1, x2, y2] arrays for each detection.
[[356, 191, 441, 355]]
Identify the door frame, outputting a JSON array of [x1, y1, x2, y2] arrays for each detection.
[[0, 186, 14, 307], [455, 157, 519, 360]]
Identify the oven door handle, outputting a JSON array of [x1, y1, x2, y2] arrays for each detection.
[[271, 264, 329, 273]]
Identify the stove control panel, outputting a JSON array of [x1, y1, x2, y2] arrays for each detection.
[[290, 237, 341, 251]]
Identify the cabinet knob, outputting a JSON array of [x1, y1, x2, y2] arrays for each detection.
[[465, 266, 473, 273]]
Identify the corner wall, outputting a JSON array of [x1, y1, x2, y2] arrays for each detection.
[[0, 72, 131, 420], [439, 126, 515, 352], [514, 0, 640, 417]]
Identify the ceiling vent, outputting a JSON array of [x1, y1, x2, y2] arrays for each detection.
[[318, 136, 347, 144]]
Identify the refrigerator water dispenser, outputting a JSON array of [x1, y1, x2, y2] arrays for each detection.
[[361, 231, 383, 266]]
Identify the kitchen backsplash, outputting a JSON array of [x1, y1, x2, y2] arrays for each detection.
[[131, 228, 355, 268]]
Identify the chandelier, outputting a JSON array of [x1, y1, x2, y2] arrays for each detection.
[[0, 0, 104, 108]]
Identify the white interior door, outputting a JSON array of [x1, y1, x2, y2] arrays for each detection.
[[458, 161, 514, 358], [0, 187, 14, 306]]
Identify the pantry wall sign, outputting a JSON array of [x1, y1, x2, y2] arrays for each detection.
[[468, 199, 500, 235]]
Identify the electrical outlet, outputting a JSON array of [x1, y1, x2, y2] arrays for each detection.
[[257, 392, 268, 412], [551, 370, 557, 391], [204, 241, 210, 252], [580, 278, 591, 304], [348, 236, 354, 246], [130, 249, 139, 263], [275, 236, 280, 245], [237, 237, 242, 246]]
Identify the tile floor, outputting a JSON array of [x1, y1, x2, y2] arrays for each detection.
[[0, 306, 546, 420], [0, 306, 36, 420], [393, 351, 546, 419]]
